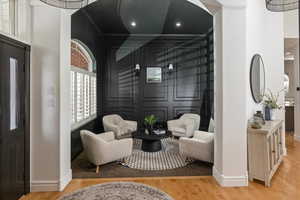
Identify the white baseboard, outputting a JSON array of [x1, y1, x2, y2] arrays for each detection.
[[31, 169, 72, 192], [213, 166, 248, 187], [59, 169, 72, 191], [31, 180, 59, 192], [295, 135, 300, 142]]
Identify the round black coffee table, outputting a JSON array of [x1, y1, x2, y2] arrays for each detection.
[[132, 130, 172, 152]]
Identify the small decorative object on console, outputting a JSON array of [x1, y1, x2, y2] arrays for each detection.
[[262, 89, 283, 121], [254, 111, 265, 125]]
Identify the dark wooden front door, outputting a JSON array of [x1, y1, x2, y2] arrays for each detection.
[[0, 34, 30, 200]]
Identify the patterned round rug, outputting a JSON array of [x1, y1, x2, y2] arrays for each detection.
[[122, 138, 193, 170], [59, 182, 174, 200]]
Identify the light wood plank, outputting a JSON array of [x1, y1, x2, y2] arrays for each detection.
[[21, 141, 300, 200]]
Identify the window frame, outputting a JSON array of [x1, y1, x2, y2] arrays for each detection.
[[0, 0, 18, 36], [70, 39, 97, 131]]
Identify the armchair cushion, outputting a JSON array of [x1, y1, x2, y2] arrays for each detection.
[[179, 130, 214, 163]]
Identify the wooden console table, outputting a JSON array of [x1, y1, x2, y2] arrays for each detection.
[[247, 120, 284, 187]]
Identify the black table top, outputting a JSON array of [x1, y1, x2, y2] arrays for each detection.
[[132, 129, 172, 141]]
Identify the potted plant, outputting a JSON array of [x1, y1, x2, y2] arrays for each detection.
[[262, 89, 283, 121], [144, 115, 158, 135]]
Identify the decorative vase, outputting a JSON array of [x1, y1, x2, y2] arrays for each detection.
[[146, 125, 154, 135], [264, 106, 271, 121], [270, 109, 276, 121], [265, 106, 276, 121]]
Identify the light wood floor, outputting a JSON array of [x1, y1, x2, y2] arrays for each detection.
[[22, 138, 300, 200]]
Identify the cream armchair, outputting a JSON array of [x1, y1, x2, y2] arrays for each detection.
[[179, 118, 215, 163], [103, 114, 137, 139], [80, 130, 133, 173], [167, 113, 200, 138]]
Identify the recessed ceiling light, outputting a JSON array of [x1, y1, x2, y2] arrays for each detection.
[[131, 21, 137, 27], [175, 22, 182, 28]]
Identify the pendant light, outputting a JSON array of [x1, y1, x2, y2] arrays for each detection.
[[265, 0, 298, 12], [40, 0, 90, 9]]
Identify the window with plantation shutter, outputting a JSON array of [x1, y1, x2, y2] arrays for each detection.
[[71, 40, 97, 130]]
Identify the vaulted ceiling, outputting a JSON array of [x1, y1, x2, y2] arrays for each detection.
[[82, 0, 213, 35]]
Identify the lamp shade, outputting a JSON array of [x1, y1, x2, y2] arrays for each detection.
[[40, 0, 90, 9], [265, 0, 298, 12]]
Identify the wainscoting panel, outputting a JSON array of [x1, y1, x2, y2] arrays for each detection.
[[102, 34, 213, 130]]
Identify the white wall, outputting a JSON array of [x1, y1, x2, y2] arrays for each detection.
[[284, 10, 298, 38], [246, 0, 285, 151], [30, 2, 72, 191], [289, 46, 300, 141]]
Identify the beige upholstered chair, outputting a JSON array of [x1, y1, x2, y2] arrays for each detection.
[[179, 118, 214, 163], [167, 113, 201, 138], [80, 130, 133, 173], [103, 114, 137, 139]]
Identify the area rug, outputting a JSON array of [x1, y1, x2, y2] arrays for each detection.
[[59, 182, 174, 200], [122, 138, 193, 170]]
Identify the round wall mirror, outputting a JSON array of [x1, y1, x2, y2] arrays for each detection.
[[250, 54, 265, 103]]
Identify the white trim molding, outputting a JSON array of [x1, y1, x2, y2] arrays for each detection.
[[31, 180, 59, 192], [213, 166, 249, 187], [31, 169, 72, 192], [59, 169, 72, 191]]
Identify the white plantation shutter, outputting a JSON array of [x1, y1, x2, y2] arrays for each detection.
[[71, 67, 97, 130], [84, 74, 90, 118], [91, 77, 97, 115], [76, 72, 84, 122], [71, 71, 75, 124]]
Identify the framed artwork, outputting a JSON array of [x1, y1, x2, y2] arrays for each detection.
[[146, 67, 162, 83]]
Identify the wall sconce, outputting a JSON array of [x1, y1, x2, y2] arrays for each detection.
[[168, 63, 174, 73], [135, 64, 140, 76]]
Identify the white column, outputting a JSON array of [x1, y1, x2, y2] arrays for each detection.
[[30, 1, 72, 192], [213, 4, 248, 187]]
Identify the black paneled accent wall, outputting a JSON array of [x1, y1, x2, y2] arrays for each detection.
[[71, 3, 214, 160], [101, 33, 214, 130]]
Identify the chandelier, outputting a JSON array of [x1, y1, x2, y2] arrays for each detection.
[[40, 0, 90, 9], [265, 0, 298, 12]]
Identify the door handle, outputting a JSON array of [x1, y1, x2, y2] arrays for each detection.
[[297, 87, 300, 91]]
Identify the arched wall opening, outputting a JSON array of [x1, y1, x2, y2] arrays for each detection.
[[71, 0, 217, 178]]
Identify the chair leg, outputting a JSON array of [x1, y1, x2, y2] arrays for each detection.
[[96, 165, 100, 173]]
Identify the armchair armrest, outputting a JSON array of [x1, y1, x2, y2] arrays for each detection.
[[104, 123, 121, 136], [167, 119, 184, 130], [183, 120, 196, 137], [124, 120, 137, 131], [194, 131, 214, 142], [96, 131, 115, 142]]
